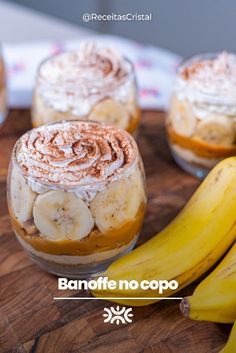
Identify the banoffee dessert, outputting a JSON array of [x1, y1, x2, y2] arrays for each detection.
[[32, 42, 140, 135], [167, 52, 236, 178], [8, 121, 146, 277]]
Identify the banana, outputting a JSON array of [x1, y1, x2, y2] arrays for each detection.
[[220, 322, 236, 353], [180, 241, 236, 323], [10, 165, 37, 224], [194, 114, 235, 146], [88, 98, 129, 130], [92, 157, 236, 306], [90, 173, 143, 234], [129, 167, 146, 203], [33, 190, 94, 240], [169, 96, 196, 137]]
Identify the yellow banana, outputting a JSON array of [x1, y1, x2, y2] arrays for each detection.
[[180, 242, 236, 323], [92, 157, 236, 306], [220, 322, 236, 353]]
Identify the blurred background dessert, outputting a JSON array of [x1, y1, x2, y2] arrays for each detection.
[[166, 52, 236, 178], [32, 42, 140, 134]]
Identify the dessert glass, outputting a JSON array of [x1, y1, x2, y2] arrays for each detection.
[[32, 42, 140, 135], [0, 45, 7, 126], [7, 120, 146, 278], [166, 52, 236, 179]]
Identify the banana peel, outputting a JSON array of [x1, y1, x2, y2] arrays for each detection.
[[181, 241, 236, 323]]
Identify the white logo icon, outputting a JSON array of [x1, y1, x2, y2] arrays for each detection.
[[103, 306, 133, 325]]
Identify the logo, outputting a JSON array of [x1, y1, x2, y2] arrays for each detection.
[[103, 306, 133, 325]]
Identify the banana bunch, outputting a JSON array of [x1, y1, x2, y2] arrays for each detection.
[[220, 322, 236, 353], [180, 242, 236, 323], [92, 157, 236, 306]]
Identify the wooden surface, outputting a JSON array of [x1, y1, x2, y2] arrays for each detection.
[[0, 110, 231, 353]]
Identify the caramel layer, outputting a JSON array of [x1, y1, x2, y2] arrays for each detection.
[[11, 203, 146, 256], [166, 123, 236, 159]]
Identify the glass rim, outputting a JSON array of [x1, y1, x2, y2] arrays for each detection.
[[12, 119, 140, 190], [36, 49, 136, 94]]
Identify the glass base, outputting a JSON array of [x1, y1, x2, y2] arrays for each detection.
[[171, 148, 210, 179], [27, 239, 138, 279]]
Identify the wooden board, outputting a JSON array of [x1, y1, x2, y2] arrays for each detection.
[[0, 110, 231, 353]]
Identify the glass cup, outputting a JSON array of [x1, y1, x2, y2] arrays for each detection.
[[166, 52, 236, 179], [7, 120, 146, 278], [0, 45, 7, 126], [32, 42, 141, 135]]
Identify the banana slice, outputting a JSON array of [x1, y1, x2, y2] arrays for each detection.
[[90, 177, 141, 233], [194, 114, 235, 146], [129, 168, 146, 203], [88, 99, 129, 130], [33, 190, 94, 240], [10, 166, 37, 224], [169, 96, 196, 137]]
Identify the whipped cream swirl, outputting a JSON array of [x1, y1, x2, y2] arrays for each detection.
[[176, 52, 236, 114], [38, 42, 133, 115], [16, 121, 138, 188]]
